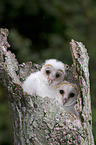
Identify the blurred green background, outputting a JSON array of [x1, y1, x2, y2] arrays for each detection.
[[0, 0, 96, 144]]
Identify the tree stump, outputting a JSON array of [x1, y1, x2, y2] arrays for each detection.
[[0, 28, 94, 145]]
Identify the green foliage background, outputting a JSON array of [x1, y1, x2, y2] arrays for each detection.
[[0, 0, 96, 144]]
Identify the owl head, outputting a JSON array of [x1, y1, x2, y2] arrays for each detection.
[[56, 81, 78, 106], [41, 59, 66, 87]]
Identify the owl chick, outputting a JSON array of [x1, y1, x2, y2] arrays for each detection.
[[56, 81, 79, 116], [22, 59, 66, 98]]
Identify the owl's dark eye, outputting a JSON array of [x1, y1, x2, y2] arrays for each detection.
[[69, 93, 75, 98], [56, 73, 60, 78], [59, 90, 64, 95], [46, 70, 50, 75]]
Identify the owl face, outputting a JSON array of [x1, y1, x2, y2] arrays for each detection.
[[56, 82, 78, 106], [41, 59, 65, 87]]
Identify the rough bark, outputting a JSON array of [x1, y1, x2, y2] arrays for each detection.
[[0, 28, 94, 145]]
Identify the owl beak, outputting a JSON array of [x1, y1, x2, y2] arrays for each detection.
[[48, 76, 55, 85], [48, 78, 54, 85], [63, 98, 68, 105]]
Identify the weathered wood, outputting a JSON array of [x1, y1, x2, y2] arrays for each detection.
[[0, 28, 94, 145]]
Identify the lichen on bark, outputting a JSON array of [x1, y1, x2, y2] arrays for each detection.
[[0, 28, 94, 145]]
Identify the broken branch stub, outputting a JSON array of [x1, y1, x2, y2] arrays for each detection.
[[0, 28, 94, 145]]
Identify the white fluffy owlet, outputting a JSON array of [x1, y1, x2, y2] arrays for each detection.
[[22, 59, 66, 98], [56, 81, 79, 116]]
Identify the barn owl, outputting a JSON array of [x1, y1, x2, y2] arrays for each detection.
[[56, 81, 79, 116], [22, 59, 66, 98]]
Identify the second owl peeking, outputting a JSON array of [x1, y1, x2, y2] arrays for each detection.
[[22, 59, 79, 116]]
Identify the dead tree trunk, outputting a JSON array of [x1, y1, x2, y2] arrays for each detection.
[[0, 28, 94, 145]]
